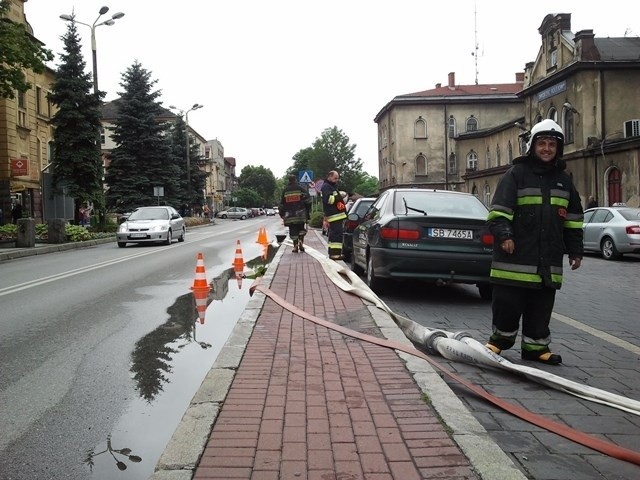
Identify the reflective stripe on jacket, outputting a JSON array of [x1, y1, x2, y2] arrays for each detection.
[[487, 155, 583, 289], [321, 180, 347, 223]]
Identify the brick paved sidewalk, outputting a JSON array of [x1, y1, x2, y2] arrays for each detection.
[[192, 233, 478, 480]]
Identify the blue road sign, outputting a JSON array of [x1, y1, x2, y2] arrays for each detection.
[[299, 170, 313, 183]]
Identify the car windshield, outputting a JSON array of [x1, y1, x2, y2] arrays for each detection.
[[393, 191, 488, 219], [128, 208, 169, 220], [353, 200, 374, 216]]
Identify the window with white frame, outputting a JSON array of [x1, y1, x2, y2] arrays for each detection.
[[507, 141, 513, 163], [484, 184, 491, 206], [467, 151, 478, 171], [448, 116, 457, 137], [466, 116, 478, 132], [563, 107, 574, 144]]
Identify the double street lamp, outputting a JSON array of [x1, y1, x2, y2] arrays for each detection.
[[60, 6, 125, 96], [169, 104, 204, 203]]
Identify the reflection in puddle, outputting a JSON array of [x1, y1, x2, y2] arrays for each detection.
[[85, 246, 277, 479]]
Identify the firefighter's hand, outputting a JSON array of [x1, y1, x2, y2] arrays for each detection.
[[569, 256, 582, 270], [501, 239, 515, 254]]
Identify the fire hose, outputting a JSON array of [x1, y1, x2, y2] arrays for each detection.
[[250, 241, 640, 466]]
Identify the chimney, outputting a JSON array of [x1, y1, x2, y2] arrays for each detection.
[[575, 29, 600, 61], [448, 72, 456, 88], [435, 83, 442, 88]]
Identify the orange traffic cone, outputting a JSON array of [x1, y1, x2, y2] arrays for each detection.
[[232, 240, 245, 269], [192, 288, 209, 324], [257, 227, 269, 246], [191, 253, 211, 291]]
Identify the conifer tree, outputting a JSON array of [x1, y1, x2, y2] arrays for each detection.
[[49, 18, 104, 215], [105, 61, 178, 212]]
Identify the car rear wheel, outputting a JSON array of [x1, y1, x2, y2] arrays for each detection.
[[241, 215, 247, 220], [221, 214, 227, 219], [178, 228, 185, 242], [600, 236, 621, 260], [164, 230, 172, 246], [117, 242, 126, 248], [366, 255, 386, 292]]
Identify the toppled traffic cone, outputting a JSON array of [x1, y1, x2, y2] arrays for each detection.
[[192, 288, 209, 324], [190, 253, 211, 291], [257, 227, 269, 246], [232, 240, 245, 269]]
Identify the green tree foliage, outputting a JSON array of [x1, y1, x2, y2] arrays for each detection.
[[286, 126, 371, 194], [49, 18, 104, 211], [233, 187, 263, 208], [353, 172, 379, 196], [104, 62, 178, 212], [167, 116, 207, 207], [0, 0, 53, 98], [238, 165, 277, 205]]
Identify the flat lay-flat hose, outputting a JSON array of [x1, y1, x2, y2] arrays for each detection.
[[250, 278, 640, 467]]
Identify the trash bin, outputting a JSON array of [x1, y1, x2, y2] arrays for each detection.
[[16, 218, 36, 248], [48, 219, 67, 244]]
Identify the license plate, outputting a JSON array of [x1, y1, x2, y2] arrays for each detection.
[[428, 228, 473, 239], [129, 233, 147, 238]]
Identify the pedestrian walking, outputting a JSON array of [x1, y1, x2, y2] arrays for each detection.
[[11, 202, 23, 224], [485, 119, 584, 365], [79, 203, 93, 226], [279, 174, 311, 253], [321, 170, 347, 260]]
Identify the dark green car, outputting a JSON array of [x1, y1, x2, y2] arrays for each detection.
[[349, 188, 494, 299]]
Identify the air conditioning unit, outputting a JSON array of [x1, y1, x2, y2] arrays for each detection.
[[624, 119, 640, 138]]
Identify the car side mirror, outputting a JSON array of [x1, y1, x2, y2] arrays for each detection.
[[347, 213, 359, 221], [171, 214, 180, 219]]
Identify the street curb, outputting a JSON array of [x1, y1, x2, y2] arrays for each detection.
[[0, 237, 115, 261]]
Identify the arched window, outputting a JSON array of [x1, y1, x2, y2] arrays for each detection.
[[486, 146, 491, 169], [563, 107, 575, 145], [507, 141, 513, 163], [548, 107, 558, 123], [467, 151, 478, 171], [484, 184, 491, 207], [496, 144, 501, 166], [448, 152, 457, 174], [414, 117, 427, 138], [416, 153, 427, 175], [466, 116, 478, 132], [448, 116, 457, 137]]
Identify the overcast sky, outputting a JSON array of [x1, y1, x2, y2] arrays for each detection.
[[24, 0, 639, 179]]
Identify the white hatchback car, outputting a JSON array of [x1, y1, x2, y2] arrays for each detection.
[[116, 206, 185, 248]]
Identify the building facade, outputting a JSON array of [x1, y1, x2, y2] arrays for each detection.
[[0, 0, 55, 224], [204, 139, 225, 213], [376, 13, 640, 209]]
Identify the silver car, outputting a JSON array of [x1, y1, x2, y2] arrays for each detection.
[[216, 207, 249, 220], [583, 206, 640, 260], [116, 206, 186, 248]]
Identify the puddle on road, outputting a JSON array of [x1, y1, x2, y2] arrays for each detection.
[[85, 246, 277, 479]]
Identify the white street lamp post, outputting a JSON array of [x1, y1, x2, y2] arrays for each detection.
[[170, 104, 203, 206], [60, 6, 125, 96]]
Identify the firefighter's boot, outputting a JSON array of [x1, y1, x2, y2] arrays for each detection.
[[292, 239, 299, 253]]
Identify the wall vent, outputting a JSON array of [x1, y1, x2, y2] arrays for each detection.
[[624, 119, 640, 138]]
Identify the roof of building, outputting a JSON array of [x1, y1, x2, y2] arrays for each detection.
[[594, 37, 640, 61]]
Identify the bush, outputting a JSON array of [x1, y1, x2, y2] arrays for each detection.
[[309, 211, 324, 228]]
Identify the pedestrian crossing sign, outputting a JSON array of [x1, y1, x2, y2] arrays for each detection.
[[299, 170, 313, 183]]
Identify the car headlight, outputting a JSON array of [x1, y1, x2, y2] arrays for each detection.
[[149, 224, 167, 232], [118, 224, 129, 233]]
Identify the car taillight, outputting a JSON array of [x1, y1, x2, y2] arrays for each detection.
[[627, 225, 640, 234], [344, 220, 358, 230], [481, 233, 494, 246], [380, 227, 420, 240]]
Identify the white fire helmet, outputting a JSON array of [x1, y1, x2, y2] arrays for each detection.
[[526, 119, 564, 158]]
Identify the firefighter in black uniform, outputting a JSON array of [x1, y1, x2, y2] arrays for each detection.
[[279, 175, 311, 253], [321, 170, 347, 260], [485, 119, 583, 365]]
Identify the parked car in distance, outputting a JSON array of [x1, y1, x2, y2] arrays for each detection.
[[582, 206, 640, 260], [342, 197, 376, 262], [217, 207, 250, 220], [116, 206, 185, 248], [350, 188, 494, 299], [265, 208, 276, 216]]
